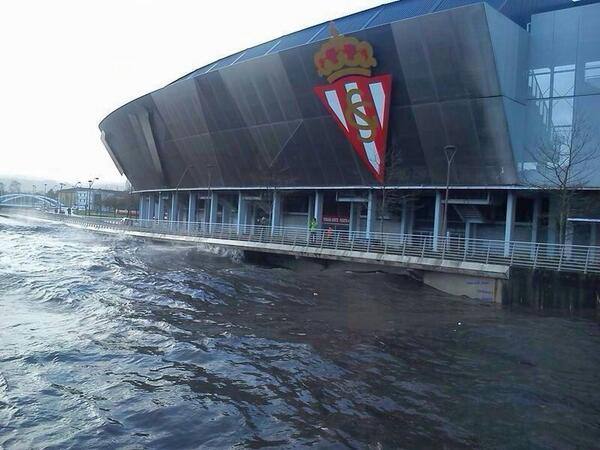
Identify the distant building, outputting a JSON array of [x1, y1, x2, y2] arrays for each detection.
[[57, 187, 124, 212]]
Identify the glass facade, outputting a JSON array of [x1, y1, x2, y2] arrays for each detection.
[[522, 3, 600, 186]]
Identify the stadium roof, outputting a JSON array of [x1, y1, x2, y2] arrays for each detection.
[[172, 0, 599, 85]]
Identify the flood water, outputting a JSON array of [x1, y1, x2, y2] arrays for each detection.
[[0, 214, 599, 449]]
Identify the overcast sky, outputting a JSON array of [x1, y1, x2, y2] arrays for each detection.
[[0, 0, 384, 186]]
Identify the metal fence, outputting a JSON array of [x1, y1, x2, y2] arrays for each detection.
[[50, 214, 600, 275]]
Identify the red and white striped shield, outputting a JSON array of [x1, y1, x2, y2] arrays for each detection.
[[314, 74, 392, 183]]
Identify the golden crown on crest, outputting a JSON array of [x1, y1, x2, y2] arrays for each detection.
[[314, 22, 377, 83]]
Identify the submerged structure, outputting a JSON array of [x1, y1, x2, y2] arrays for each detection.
[[99, 0, 600, 249]]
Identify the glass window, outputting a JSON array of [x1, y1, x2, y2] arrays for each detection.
[[528, 68, 551, 99], [552, 64, 576, 97], [584, 60, 600, 89]]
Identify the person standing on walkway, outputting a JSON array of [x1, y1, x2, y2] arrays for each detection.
[[309, 217, 318, 244]]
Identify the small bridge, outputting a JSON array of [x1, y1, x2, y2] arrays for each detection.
[[0, 193, 64, 209]]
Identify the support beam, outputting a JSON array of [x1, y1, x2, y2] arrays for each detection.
[[170, 192, 179, 223], [406, 201, 415, 236], [366, 191, 376, 238], [148, 193, 156, 220], [349, 202, 361, 237], [188, 192, 197, 230], [203, 198, 210, 224], [271, 191, 282, 234], [565, 221, 574, 258], [222, 198, 232, 224], [157, 192, 164, 221], [400, 199, 409, 235], [209, 191, 218, 231], [531, 196, 541, 244], [314, 191, 323, 228], [548, 195, 559, 245], [465, 221, 471, 253], [504, 191, 516, 257], [139, 196, 146, 222], [433, 191, 442, 250], [237, 191, 246, 233]]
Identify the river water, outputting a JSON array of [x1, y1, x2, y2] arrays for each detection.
[[0, 215, 599, 449]]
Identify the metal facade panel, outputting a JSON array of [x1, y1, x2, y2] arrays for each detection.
[[369, 0, 439, 27], [100, 4, 518, 190]]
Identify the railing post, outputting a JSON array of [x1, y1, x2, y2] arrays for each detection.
[[335, 231, 340, 250], [485, 242, 491, 265], [441, 236, 446, 260], [584, 247, 591, 274], [557, 245, 565, 271], [533, 243, 539, 270]]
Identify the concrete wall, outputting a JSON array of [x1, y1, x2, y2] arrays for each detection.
[[503, 267, 600, 309]]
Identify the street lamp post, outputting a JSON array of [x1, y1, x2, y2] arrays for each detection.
[[87, 177, 99, 216], [172, 165, 194, 226], [441, 145, 458, 239], [58, 182, 64, 213], [207, 164, 215, 231]]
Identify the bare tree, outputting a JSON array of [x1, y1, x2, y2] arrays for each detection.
[[527, 114, 599, 244], [8, 180, 21, 193], [377, 144, 421, 234]]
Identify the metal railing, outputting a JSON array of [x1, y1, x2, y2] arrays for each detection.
[[49, 214, 600, 275]]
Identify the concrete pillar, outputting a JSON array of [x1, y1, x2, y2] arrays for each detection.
[[504, 191, 516, 257], [170, 192, 179, 223], [465, 221, 471, 252], [222, 199, 232, 225], [406, 201, 415, 235], [314, 191, 323, 228], [271, 191, 282, 234], [433, 191, 442, 250], [148, 193, 156, 220], [202, 198, 210, 223], [237, 192, 246, 233], [531, 196, 541, 244], [188, 192, 197, 225], [366, 190, 376, 238], [591, 223, 598, 263], [349, 202, 361, 237], [565, 221, 574, 258], [400, 199, 409, 235], [139, 196, 146, 221], [157, 192, 164, 221], [209, 192, 218, 231], [548, 195, 559, 245]]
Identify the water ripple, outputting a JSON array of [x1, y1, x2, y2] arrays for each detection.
[[0, 215, 599, 449]]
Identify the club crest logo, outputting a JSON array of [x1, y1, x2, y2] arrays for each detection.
[[314, 23, 392, 183]]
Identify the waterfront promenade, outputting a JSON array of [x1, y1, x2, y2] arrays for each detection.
[[44, 213, 600, 276]]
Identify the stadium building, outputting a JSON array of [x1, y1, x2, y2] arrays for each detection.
[[99, 0, 600, 248]]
